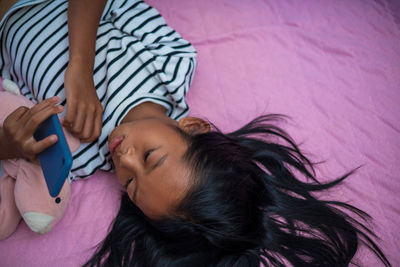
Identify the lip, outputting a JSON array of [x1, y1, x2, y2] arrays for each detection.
[[108, 135, 125, 155]]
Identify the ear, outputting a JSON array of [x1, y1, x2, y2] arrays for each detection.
[[178, 117, 210, 135]]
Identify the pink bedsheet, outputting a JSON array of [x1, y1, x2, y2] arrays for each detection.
[[1, 0, 399, 266]]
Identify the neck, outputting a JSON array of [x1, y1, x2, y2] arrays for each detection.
[[120, 102, 169, 124]]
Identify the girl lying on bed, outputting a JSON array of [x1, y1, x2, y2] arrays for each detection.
[[0, 0, 391, 266]]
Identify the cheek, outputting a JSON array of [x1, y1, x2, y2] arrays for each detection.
[[135, 169, 191, 218], [115, 167, 131, 189], [135, 190, 169, 218], [115, 171, 124, 187], [134, 178, 178, 217]]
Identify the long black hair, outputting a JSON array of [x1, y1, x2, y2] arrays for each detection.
[[84, 114, 391, 267]]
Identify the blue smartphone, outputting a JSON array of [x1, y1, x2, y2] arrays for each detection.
[[33, 114, 72, 198]]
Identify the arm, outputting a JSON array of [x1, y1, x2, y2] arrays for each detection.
[[67, 0, 107, 72], [63, 0, 107, 142]]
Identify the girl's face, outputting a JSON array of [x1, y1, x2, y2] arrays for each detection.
[[109, 117, 191, 219]]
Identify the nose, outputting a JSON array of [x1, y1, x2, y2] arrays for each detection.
[[119, 147, 138, 168]]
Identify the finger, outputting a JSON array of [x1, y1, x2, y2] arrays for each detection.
[[63, 98, 77, 129], [19, 97, 60, 125], [85, 105, 103, 142], [71, 105, 85, 136], [4, 106, 29, 124], [93, 108, 103, 139], [31, 134, 58, 155], [28, 96, 60, 116], [23, 104, 63, 135], [80, 109, 94, 142]]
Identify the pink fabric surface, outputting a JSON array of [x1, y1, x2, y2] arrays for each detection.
[[1, 0, 399, 266]]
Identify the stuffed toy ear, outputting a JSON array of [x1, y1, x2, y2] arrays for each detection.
[[1, 79, 21, 96]]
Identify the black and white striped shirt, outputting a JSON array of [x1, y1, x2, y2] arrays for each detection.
[[0, 0, 197, 181]]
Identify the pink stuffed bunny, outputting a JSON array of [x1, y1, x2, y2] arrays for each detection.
[[0, 80, 80, 240]]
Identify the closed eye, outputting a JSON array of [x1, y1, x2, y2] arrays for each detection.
[[144, 149, 155, 162]]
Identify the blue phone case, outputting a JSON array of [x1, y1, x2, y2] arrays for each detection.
[[33, 114, 72, 197]]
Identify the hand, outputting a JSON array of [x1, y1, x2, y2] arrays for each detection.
[[1, 97, 63, 162], [63, 63, 103, 142]]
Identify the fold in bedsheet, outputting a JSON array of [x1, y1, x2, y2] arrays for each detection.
[[0, 0, 399, 266]]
